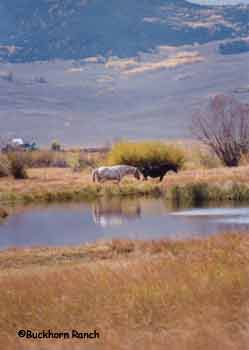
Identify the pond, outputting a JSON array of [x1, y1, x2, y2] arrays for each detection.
[[0, 197, 249, 250]]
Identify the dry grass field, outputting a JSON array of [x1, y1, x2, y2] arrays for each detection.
[[0, 233, 249, 350]]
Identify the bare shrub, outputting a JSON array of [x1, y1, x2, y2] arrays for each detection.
[[0, 154, 10, 177], [7, 152, 28, 179], [29, 150, 68, 168], [192, 95, 249, 167], [51, 140, 62, 151]]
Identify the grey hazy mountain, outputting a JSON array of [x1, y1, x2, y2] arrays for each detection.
[[0, 0, 248, 62]]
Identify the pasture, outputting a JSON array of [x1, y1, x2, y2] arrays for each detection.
[[0, 232, 248, 350]]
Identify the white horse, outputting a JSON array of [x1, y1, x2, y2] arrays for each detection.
[[92, 165, 140, 183]]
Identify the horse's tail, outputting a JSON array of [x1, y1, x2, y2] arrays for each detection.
[[92, 169, 98, 182]]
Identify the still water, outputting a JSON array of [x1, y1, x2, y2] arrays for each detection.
[[0, 197, 249, 250]]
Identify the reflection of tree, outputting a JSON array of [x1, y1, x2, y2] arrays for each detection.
[[92, 197, 141, 227]]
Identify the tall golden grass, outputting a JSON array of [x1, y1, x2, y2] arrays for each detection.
[[0, 233, 249, 349]]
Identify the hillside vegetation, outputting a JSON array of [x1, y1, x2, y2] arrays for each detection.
[[0, 0, 248, 62]]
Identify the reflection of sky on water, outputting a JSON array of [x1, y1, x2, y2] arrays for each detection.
[[215, 217, 249, 224], [1, 199, 249, 250], [172, 207, 249, 225], [172, 207, 249, 217]]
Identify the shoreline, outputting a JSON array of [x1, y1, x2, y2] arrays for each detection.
[[1, 166, 249, 206], [0, 231, 243, 268]]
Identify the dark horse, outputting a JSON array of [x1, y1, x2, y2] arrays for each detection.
[[139, 164, 178, 182]]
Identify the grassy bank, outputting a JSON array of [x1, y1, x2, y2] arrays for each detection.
[[164, 165, 249, 206], [166, 182, 249, 206], [0, 168, 162, 204], [1, 232, 249, 349], [2, 166, 249, 206]]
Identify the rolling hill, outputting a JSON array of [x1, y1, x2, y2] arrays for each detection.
[[0, 0, 248, 62]]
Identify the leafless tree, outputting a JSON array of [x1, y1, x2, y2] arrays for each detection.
[[192, 95, 249, 167]]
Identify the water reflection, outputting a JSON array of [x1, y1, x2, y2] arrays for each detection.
[[92, 197, 141, 227], [1, 199, 249, 250]]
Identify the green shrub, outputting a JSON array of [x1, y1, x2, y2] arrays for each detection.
[[7, 152, 28, 179], [107, 141, 185, 169]]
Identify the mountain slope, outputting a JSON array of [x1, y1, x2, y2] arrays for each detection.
[[0, 0, 248, 62]]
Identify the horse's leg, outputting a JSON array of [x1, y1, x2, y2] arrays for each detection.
[[113, 179, 120, 186], [143, 175, 148, 181], [111, 175, 121, 185], [159, 175, 164, 182], [117, 174, 121, 185]]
